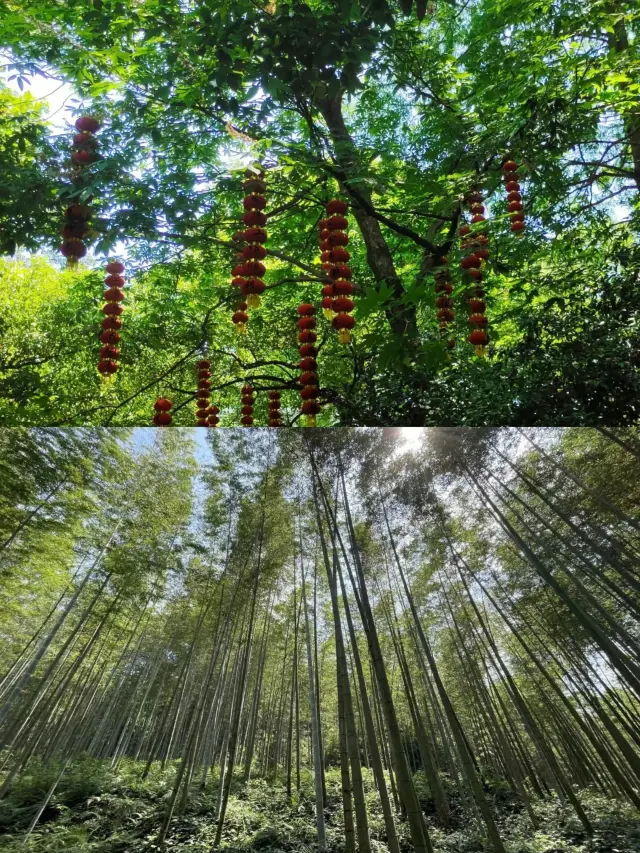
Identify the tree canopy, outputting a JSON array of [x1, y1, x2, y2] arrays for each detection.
[[1, 1, 639, 425], [1, 426, 640, 851]]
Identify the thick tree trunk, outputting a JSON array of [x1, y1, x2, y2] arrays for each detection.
[[318, 91, 417, 338]]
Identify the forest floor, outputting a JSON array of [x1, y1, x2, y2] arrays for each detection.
[[0, 761, 639, 853]]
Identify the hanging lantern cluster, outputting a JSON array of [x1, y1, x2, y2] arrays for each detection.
[[503, 158, 525, 237], [153, 397, 172, 426], [322, 199, 355, 344], [318, 217, 334, 320], [267, 390, 282, 427], [231, 169, 268, 332], [459, 191, 490, 357], [195, 359, 213, 426], [240, 384, 255, 426], [98, 260, 125, 377], [60, 115, 100, 266], [433, 254, 455, 347], [297, 303, 321, 427]]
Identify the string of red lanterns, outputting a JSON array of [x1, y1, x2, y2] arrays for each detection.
[[324, 199, 355, 344], [503, 158, 525, 237], [60, 116, 100, 266], [267, 390, 282, 427], [459, 190, 490, 357], [319, 216, 335, 320], [195, 359, 212, 426], [433, 254, 455, 347], [232, 169, 268, 333], [153, 397, 172, 426], [98, 260, 125, 377], [240, 384, 255, 426], [297, 303, 321, 426]]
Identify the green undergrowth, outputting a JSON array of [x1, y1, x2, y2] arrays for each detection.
[[0, 760, 638, 853]]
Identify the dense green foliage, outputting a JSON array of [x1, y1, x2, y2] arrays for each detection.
[[1, 426, 639, 851], [1, 1, 640, 424], [0, 86, 59, 256], [1, 762, 639, 853]]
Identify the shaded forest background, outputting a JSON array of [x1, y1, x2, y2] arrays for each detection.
[[1, 0, 640, 424], [0, 426, 639, 852]]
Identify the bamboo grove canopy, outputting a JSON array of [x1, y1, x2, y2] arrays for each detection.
[[0, 426, 640, 849], [1, 0, 640, 425]]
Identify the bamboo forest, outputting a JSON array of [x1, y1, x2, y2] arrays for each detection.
[[1, 1, 640, 425], [0, 425, 639, 853]]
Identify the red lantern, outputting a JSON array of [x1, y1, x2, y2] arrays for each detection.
[[100, 330, 120, 345], [267, 389, 282, 427], [104, 287, 124, 302], [468, 328, 489, 352], [299, 344, 318, 358], [243, 194, 266, 211], [60, 240, 87, 259], [297, 316, 316, 330], [326, 199, 348, 215], [101, 317, 122, 331], [433, 255, 455, 345], [328, 231, 349, 247], [106, 261, 124, 274], [72, 149, 98, 165], [332, 314, 356, 336], [327, 215, 348, 231], [469, 313, 488, 327], [244, 178, 267, 194], [332, 297, 354, 313], [97, 359, 119, 375], [73, 132, 96, 147], [323, 199, 356, 341], [242, 244, 267, 260], [243, 260, 266, 277], [243, 227, 268, 243], [75, 116, 100, 133], [300, 385, 319, 399], [333, 280, 353, 295], [329, 247, 350, 263], [243, 210, 267, 227], [330, 264, 352, 280], [240, 383, 255, 426], [301, 400, 321, 416], [153, 398, 173, 425], [503, 157, 525, 237], [232, 310, 249, 333], [153, 412, 172, 426]]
